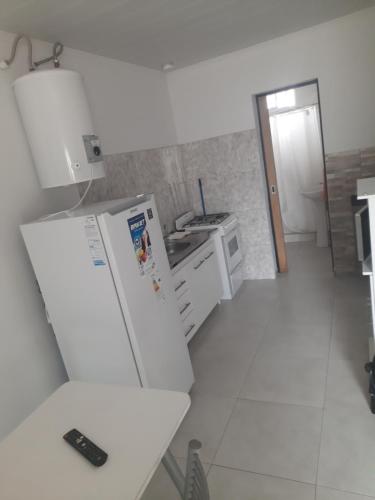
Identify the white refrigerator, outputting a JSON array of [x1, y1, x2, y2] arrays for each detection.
[[21, 194, 194, 393]]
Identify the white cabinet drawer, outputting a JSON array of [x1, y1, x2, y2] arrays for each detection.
[[183, 313, 199, 343], [178, 292, 194, 321], [171, 239, 221, 343], [190, 245, 216, 272], [187, 242, 222, 329], [173, 274, 188, 299], [173, 265, 196, 340]]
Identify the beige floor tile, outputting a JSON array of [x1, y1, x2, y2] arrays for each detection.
[[273, 297, 333, 326], [229, 297, 281, 328], [191, 350, 254, 398], [240, 355, 327, 407], [330, 318, 370, 361], [325, 358, 369, 411], [316, 486, 375, 499], [214, 399, 322, 483], [287, 255, 333, 276], [170, 393, 235, 463], [238, 278, 282, 299], [334, 297, 372, 324], [140, 242, 373, 500], [278, 281, 335, 304], [257, 319, 331, 360], [204, 280, 281, 331], [208, 466, 315, 499], [150, 242, 374, 500], [318, 403, 375, 497], [277, 267, 335, 292], [189, 313, 265, 361], [190, 320, 261, 397], [334, 276, 370, 300]]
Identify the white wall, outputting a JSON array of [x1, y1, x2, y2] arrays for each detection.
[[167, 6, 375, 154], [0, 29, 176, 440], [0, 33, 77, 441], [62, 47, 177, 154]]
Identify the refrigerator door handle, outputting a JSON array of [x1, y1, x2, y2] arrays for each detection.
[[179, 302, 191, 315]]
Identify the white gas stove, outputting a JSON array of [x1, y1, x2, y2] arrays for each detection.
[[175, 211, 243, 299]]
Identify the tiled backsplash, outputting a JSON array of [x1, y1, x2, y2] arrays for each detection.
[[80, 129, 276, 280], [82, 145, 190, 235], [81, 135, 375, 276], [326, 147, 375, 273], [181, 130, 275, 279]]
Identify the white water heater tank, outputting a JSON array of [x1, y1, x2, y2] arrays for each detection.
[[13, 69, 105, 188]]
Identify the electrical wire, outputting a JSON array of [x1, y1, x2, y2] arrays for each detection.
[[0, 34, 64, 71], [40, 166, 94, 221], [4, 34, 34, 71], [34, 42, 64, 68]]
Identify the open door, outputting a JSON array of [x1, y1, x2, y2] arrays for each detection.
[[257, 95, 288, 273]]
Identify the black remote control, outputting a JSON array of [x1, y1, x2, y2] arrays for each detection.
[[63, 429, 108, 467]]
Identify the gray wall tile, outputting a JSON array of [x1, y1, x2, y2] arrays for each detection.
[[81, 131, 375, 277], [80, 130, 276, 280], [326, 148, 375, 273], [181, 130, 274, 279]]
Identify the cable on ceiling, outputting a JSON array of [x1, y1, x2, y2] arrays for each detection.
[[0, 34, 64, 71]]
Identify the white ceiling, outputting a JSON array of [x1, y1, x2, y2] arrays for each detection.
[[0, 0, 374, 70]]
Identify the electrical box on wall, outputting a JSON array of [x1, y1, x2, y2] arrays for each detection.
[[13, 69, 105, 188]]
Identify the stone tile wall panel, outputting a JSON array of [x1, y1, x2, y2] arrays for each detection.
[[80, 129, 276, 280], [326, 147, 375, 273]]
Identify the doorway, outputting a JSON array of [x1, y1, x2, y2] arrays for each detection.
[[255, 80, 332, 273]]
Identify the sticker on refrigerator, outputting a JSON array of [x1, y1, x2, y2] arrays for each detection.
[[84, 216, 107, 267], [151, 271, 165, 301], [128, 212, 154, 276]]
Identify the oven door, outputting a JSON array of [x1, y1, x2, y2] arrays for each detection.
[[222, 226, 242, 272]]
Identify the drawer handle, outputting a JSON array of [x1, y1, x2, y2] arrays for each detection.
[[194, 259, 205, 270], [180, 302, 191, 315], [175, 280, 187, 292], [204, 251, 214, 260], [185, 324, 196, 336]]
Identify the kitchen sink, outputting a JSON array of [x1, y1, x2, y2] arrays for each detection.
[[164, 240, 191, 256], [164, 232, 210, 269]]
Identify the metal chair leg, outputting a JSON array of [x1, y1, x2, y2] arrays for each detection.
[[183, 440, 210, 500], [162, 440, 210, 500], [162, 449, 185, 498]]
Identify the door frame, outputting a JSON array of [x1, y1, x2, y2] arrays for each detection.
[[254, 78, 333, 272]]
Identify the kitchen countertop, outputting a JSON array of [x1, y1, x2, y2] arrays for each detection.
[[165, 231, 211, 269]]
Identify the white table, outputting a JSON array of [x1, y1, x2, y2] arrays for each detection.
[[0, 381, 190, 500]]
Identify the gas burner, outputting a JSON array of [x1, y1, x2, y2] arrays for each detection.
[[184, 213, 230, 227], [175, 210, 236, 232]]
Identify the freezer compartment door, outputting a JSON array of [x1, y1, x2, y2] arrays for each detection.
[[99, 197, 194, 392]]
